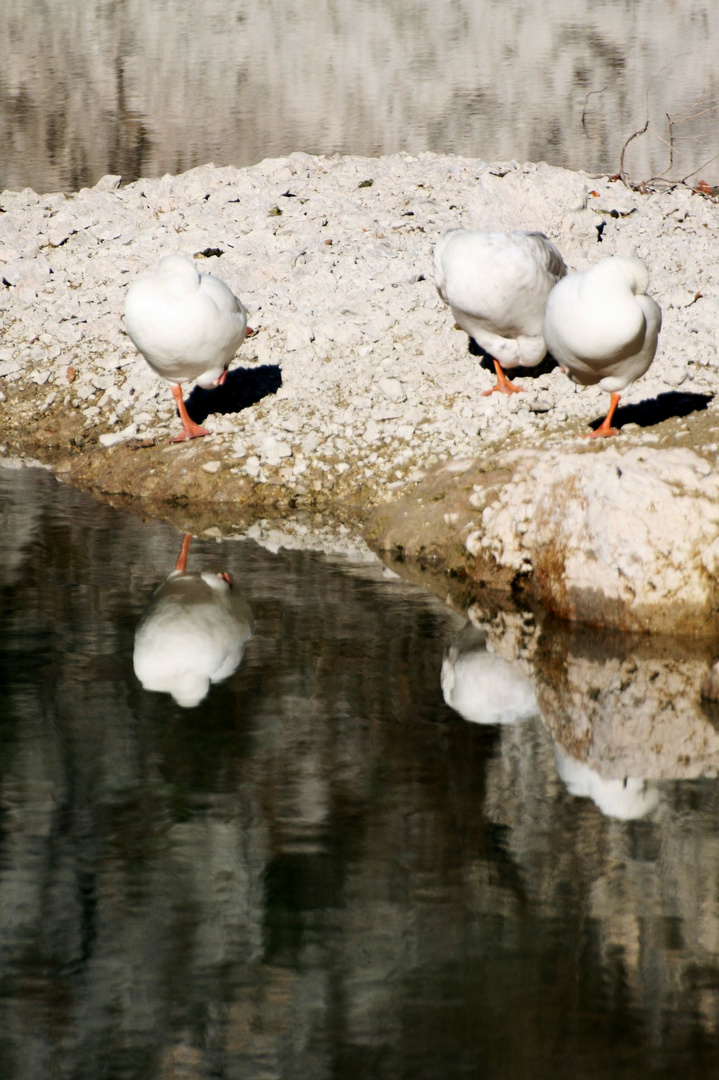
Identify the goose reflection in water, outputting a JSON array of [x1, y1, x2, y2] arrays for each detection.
[[133, 533, 254, 707], [553, 742, 659, 821], [441, 621, 539, 726]]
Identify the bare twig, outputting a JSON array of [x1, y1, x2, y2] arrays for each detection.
[[581, 86, 607, 136], [668, 99, 719, 125], [680, 152, 719, 184], [618, 55, 687, 187], [642, 113, 676, 183], [615, 55, 718, 194], [618, 119, 650, 186]]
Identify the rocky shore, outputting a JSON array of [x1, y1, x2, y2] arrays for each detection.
[[1, 152, 718, 632]]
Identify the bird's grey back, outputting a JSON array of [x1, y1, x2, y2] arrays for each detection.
[[522, 231, 567, 284]]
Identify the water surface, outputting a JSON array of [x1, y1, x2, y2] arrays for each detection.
[[1, 0, 717, 193], [2, 465, 719, 1078]]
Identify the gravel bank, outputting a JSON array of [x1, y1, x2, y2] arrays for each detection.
[[1, 152, 718, 624]]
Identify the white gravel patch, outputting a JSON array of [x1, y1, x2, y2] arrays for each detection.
[[0, 152, 717, 500]]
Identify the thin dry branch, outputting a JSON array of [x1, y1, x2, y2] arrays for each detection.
[[615, 55, 718, 194], [618, 119, 650, 186], [668, 100, 719, 125], [581, 86, 607, 136], [680, 152, 719, 184], [617, 55, 687, 187]]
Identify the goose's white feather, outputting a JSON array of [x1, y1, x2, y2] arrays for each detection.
[[441, 625, 539, 726], [133, 570, 254, 708], [543, 255, 661, 393], [553, 743, 659, 821], [434, 229, 567, 368], [124, 254, 248, 387]]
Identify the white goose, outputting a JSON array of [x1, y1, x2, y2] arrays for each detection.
[[133, 534, 254, 708], [434, 229, 567, 396], [124, 254, 249, 441], [543, 255, 662, 438], [553, 743, 659, 821], [441, 623, 539, 726]]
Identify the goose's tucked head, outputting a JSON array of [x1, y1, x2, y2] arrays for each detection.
[[172, 671, 212, 709], [154, 253, 201, 294], [595, 254, 650, 296]]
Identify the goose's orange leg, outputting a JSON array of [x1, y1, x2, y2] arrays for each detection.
[[169, 383, 211, 442], [481, 358, 524, 396], [175, 533, 192, 572], [584, 392, 621, 439]]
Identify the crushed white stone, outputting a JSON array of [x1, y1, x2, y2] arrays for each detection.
[[0, 152, 717, 505]]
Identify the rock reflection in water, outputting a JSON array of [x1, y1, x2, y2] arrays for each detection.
[[535, 617, 719, 780], [4, 465, 719, 1076], [133, 532, 254, 707], [442, 607, 662, 818], [447, 602, 719, 806]]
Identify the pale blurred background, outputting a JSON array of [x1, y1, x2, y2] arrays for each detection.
[[1, 0, 717, 192]]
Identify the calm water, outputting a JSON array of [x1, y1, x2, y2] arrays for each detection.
[[3, 6, 719, 1073], [3, 464, 719, 1078], [1, 0, 718, 193]]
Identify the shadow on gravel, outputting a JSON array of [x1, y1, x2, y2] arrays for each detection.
[[470, 338, 558, 384], [184, 364, 283, 424], [591, 391, 713, 432]]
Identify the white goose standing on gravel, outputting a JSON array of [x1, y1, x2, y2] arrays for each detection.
[[434, 229, 567, 396], [124, 254, 249, 441], [543, 255, 662, 438]]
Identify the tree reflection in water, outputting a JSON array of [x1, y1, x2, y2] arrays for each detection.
[[1, 464, 719, 1079]]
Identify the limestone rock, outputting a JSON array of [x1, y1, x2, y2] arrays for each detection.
[[378, 377, 406, 403], [478, 445, 719, 633]]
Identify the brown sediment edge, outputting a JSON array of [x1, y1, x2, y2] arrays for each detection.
[[1, 153, 718, 631], [5, 398, 719, 639]]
